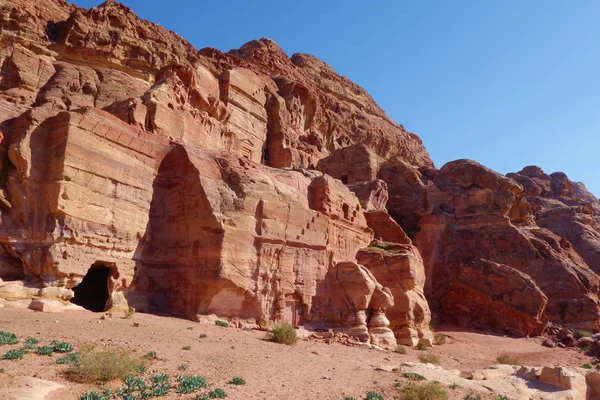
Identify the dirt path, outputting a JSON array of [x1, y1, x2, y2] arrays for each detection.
[[0, 309, 591, 400]]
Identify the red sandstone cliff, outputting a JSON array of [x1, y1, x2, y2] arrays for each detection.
[[1, 0, 599, 339]]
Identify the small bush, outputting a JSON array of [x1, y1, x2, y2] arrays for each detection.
[[402, 372, 425, 381], [78, 392, 109, 400], [343, 398, 357, 400], [418, 352, 440, 365], [401, 381, 448, 400], [492, 396, 509, 400], [214, 320, 229, 328], [175, 375, 209, 394], [582, 363, 593, 369], [0, 331, 18, 345], [573, 329, 592, 339], [208, 388, 227, 398], [178, 363, 189, 371], [395, 345, 407, 354], [449, 383, 459, 390], [228, 376, 246, 385], [366, 392, 384, 400], [35, 346, 54, 356], [182, 345, 191, 350], [52, 341, 74, 353], [464, 393, 481, 400], [0, 368, 5, 373], [266, 323, 298, 345], [124, 375, 147, 392], [496, 352, 521, 366], [65, 349, 147, 383], [144, 351, 157, 359], [2, 348, 26, 360], [56, 353, 81, 365], [23, 338, 40, 349], [199, 334, 208, 339], [416, 342, 427, 351], [433, 333, 446, 345]]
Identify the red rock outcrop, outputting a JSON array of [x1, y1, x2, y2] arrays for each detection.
[[508, 167, 600, 275], [440, 259, 548, 336], [414, 160, 600, 330], [357, 242, 433, 346], [2, 0, 600, 341]]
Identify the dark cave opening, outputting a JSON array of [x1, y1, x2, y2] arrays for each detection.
[[71, 264, 111, 312]]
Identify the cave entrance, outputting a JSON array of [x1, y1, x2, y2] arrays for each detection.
[[71, 263, 112, 312]]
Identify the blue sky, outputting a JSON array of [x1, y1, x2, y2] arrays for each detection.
[[71, 1, 600, 197]]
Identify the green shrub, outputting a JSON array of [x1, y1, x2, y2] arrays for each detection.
[[464, 393, 481, 400], [178, 363, 188, 371], [199, 334, 208, 339], [401, 381, 448, 400], [492, 396, 509, 400], [366, 392, 384, 400], [65, 349, 147, 383], [228, 376, 246, 385], [266, 323, 298, 345], [2, 348, 26, 360], [0, 368, 5, 373], [582, 363, 593, 369], [23, 338, 40, 349], [182, 345, 191, 350], [0, 331, 18, 345], [418, 352, 440, 365], [35, 346, 54, 356], [143, 351, 157, 359], [52, 341, 74, 353], [208, 388, 227, 398], [56, 353, 81, 365], [124, 375, 147, 392], [573, 329, 592, 339], [449, 383, 459, 389], [416, 342, 427, 351], [78, 392, 109, 400], [214, 320, 229, 328], [402, 372, 425, 381], [496, 352, 521, 366], [395, 345, 407, 354], [433, 333, 446, 345], [175, 375, 209, 394]]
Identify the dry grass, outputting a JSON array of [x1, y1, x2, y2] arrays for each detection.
[[433, 333, 446, 345], [266, 323, 298, 345], [496, 352, 521, 366], [65, 347, 147, 383], [400, 381, 448, 400], [418, 352, 440, 365]]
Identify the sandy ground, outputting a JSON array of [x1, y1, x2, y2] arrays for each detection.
[[0, 308, 592, 400]]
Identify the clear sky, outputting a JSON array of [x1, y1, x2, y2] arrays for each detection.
[[71, 0, 600, 197]]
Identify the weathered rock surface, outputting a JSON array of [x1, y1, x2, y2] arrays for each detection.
[[508, 167, 600, 275], [440, 259, 548, 336], [356, 242, 433, 345], [414, 160, 600, 330], [2, 0, 600, 342]]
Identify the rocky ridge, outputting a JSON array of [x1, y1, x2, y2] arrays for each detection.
[[0, 0, 599, 349]]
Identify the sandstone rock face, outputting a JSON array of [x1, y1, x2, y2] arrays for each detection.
[[356, 242, 433, 346], [3, 0, 600, 342], [508, 167, 600, 275], [315, 261, 397, 348], [440, 259, 548, 336], [415, 160, 600, 330]]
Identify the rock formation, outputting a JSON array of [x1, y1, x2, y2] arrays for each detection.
[[1, 0, 600, 341], [440, 259, 548, 336]]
